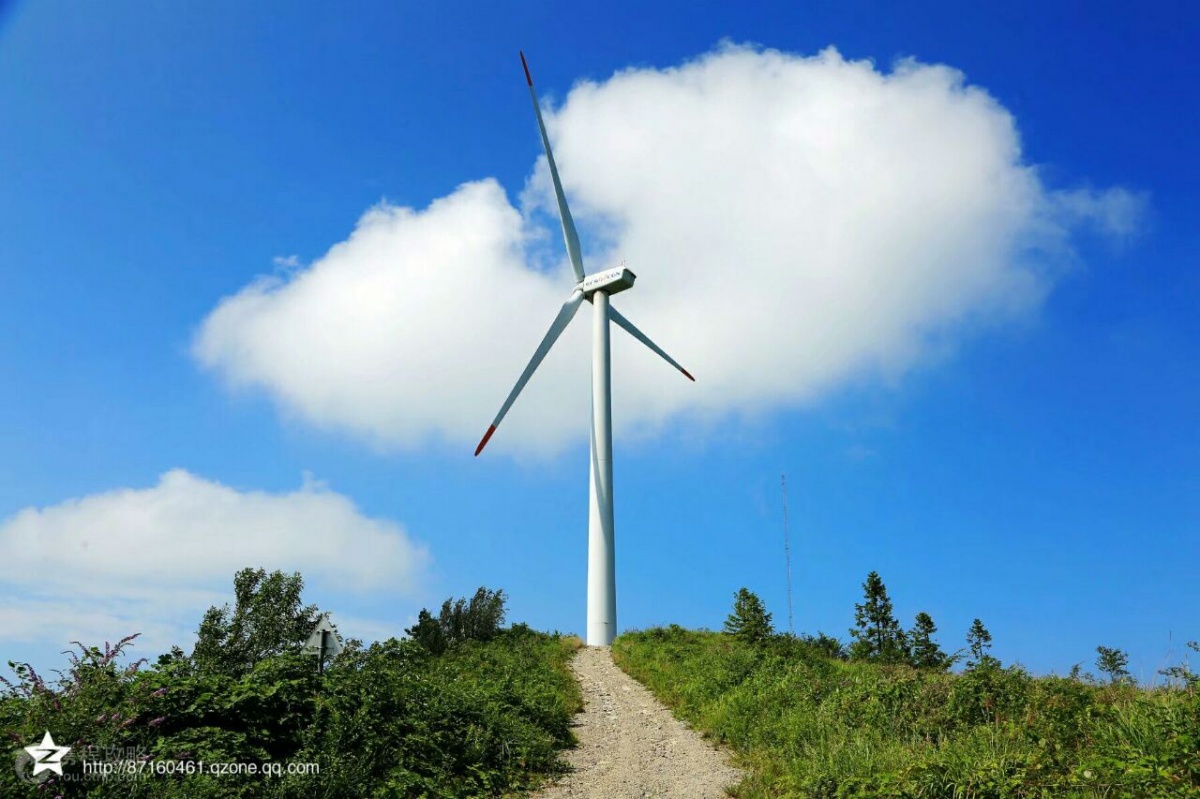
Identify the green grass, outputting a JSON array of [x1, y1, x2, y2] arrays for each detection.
[[613, 627, 1200, 798]]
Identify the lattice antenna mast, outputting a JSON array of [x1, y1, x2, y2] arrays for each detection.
[[782, 474, 795, 635]]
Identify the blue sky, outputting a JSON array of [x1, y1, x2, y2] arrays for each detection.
[[1, 2, 1196, 681]]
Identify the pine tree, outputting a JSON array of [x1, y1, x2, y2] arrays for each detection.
[[965, 618, 998, 669], [908, 612, 950, 670], [849, 571, 907, 664], [724, 588, 774, 644]]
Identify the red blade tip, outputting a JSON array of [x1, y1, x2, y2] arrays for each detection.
[[519, 51, 532, 86], [681, 368, 695, 382], [475, 424, 497, 456]]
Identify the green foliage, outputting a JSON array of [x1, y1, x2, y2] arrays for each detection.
[[1097, 645, 1132, 684], [723, 588, 774, 644], [275, 629, 581, 798], [802, 632, 847, 661], [0, 574, 579, 798], [405, 609, 448, 655], [406, 587, 508, 655], [966, 617, 1000, 670], [907, 611, 951, 670], [192, 568, 322, 678], [945, 657, 1030, 727], [849, 571, 907, 665], [613, 626, 1200, 798]]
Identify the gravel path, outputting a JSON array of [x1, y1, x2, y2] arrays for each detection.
[[535, 646, 744, 798]]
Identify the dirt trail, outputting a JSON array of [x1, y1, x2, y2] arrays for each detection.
[[536, 646, 744, 798]]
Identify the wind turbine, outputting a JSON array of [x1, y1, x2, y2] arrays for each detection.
[[475, 52, 694, 647]]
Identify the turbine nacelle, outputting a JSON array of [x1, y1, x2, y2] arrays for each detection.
[[579, 266, 636, 298]]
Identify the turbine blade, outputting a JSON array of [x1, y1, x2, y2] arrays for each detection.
[[609, 306, 695, 382], [520, 51, 585, 283], [475, 289, 585, 455]]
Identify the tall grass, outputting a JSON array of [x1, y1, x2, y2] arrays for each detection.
[[613, 627, 1200, 798]]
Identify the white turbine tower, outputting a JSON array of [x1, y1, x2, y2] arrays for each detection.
[[475, 52, 694, 647]]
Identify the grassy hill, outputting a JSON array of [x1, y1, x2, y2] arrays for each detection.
[[5, 568, 1196, 797], [614, 626, 1199, 798]]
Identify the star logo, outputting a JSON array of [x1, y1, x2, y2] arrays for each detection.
[[24, 731, 70, 776]]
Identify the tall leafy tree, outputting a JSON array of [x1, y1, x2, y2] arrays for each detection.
[[192, 567, 322, 676], [724, 588, 774, 644], [849, 571, 907, 664], [965, 618, 999, 670], [908, 612, 950, 670]]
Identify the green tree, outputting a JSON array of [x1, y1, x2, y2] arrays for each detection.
[[406, 587, 508, 654], [444, 586, 507, 644], [406, 608, 448, 655], [723, 588, 774, 644], [908, 612, 950, 670], [1096, 645, 1131, 684], [192, 567, 322, 677], [965, 618, 999, 670], [849, 571, 907, 664]]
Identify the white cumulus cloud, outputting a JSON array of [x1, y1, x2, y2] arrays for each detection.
[[194, 44, 1142, 455], [0, 470, 429, 653]]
